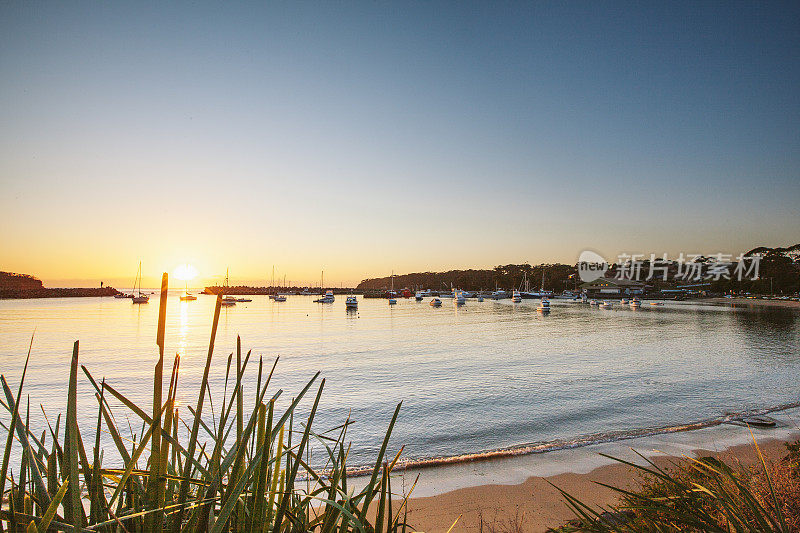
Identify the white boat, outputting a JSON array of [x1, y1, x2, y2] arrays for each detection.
[[589, 299, 598, 306], [490, 290, 508, 300], [273, 294, 287, 302], [180, 279, 197, 301], [430, 297, 442, 307], [388, 271, 397, 304], [620, 298, 629, 305], [415, 291, 423, 301], [537, 296, 551, 312], [345, 295, 358, 309], [315, 290, 335, 303], [512, 290, 522, 303], [131, 262, 149, 304], [115, 293, 131, 299], [454, 290, 466, 305], [599, 300, 613, 309]]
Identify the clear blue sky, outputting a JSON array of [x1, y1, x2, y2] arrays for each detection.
[[1, 1, 798, 286]]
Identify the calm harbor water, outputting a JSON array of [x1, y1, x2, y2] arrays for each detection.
[[1, 293, 799, 469]]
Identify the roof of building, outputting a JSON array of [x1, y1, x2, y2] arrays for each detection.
[[579, 276, 646, 288]]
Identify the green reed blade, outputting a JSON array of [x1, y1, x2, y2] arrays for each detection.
[[0, 332, 32, 517], [175, 293, 222, 531], [33, 477, 68, 533], [357, 402, 401, 522], [63, 341, 82, 532]]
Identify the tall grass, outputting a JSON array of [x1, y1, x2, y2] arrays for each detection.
[[0, 273, 414, 532], [549, 440, 799, 532]]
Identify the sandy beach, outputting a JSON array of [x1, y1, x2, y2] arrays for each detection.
[[395, 409, 800, 532]]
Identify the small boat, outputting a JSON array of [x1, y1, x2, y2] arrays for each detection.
[[511, 290, 522, 303], [345, 295, 358, 309], [114, 293, 132, 299], [430, 297, 442, 307], [415, 291, 423, 301], [599, 300, 613, 309], [630, 297, 641, 309], [650, 301, 664, 306], [454, 290, 466, 305], [589, 299, 598, 306], [620, 298, 629, 305], [314, 290, 335, 303], [273, 295, 287, 302], [221, 297, 236, 307], [180, 280, 197, 301], [490, 290, 508, 300], [388, 271, 397, 304], [727, 414, 777, 428], [131, 262, 149, 304], [537, 297, 551, 313], [477, 295, 484, 302]]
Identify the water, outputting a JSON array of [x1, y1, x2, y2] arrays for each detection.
[[1, 294, 798, 469]]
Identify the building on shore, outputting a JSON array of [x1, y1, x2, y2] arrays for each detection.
[[579, 277, 646, 298]]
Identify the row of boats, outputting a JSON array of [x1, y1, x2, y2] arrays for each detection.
[[585, 297, 664, 309]]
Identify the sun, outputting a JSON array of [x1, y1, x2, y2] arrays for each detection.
[[173, 263, 199, 282]]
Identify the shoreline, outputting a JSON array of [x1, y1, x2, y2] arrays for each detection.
[[393, 407, 800, 532], [704, 296, 800, 309]]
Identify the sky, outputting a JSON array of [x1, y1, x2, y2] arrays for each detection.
[[1, 1, 798, 287]]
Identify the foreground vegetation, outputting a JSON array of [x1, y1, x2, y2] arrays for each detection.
[[1, 273, 414, 532], [550, 439, 800, 532]]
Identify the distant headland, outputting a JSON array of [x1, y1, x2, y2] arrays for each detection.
[[0, 271, 119, 299]]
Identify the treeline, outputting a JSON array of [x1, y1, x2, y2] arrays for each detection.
[[357, 263, 579, 292], [710, 244, 800, 294]]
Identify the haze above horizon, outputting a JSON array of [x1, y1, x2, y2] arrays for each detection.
[[2, 2, 798, 287]]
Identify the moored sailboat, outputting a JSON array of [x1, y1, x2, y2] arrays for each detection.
[[131, 262, 149, 304]]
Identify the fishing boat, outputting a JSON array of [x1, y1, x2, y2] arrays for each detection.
[[430, 297, 442, 307], [345, 295, 358, 309], [512, 290, 522, 303], [131, 262, 149, 304]]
